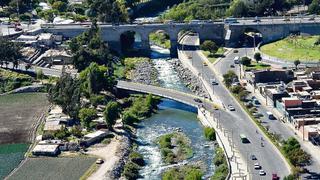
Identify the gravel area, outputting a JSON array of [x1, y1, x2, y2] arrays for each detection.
[[131, 61, 159, 86]]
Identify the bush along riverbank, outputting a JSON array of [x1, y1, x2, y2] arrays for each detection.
[[157, 132, 193, 164], [118, 94, 161, 179], [204, 127, 216, 141], [211, 147, 229, 180], [162, 165, 203, 180]]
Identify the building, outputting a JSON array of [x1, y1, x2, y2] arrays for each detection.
[[247, 69, 294, 85], [82, 130, 109, 146], [32, 144, 60, 156], [38, 33, 54, 46], [37, 49, 72, 66]]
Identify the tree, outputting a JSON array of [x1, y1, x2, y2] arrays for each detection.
[[227, 0, 248, 17], [122, 110, 138, 125], [223, 70, 237, 87], [283, 174, 297, 180], [88, 0, 128, 23], [78, 108, 97, 128], [104, 101, 120, 129], [253, 52, 262, 63], [200, 40, 218, 55], [79, 62, 115, 96], [308, 0, 320, 14], [294, 60, 301, 69], [0, 38, 22, 66], [52, 1, 67, 12], [240, 56, 251, 66], [48, 73, 81, 119], [36, 68, 44, 82]]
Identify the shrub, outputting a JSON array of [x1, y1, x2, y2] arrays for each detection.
[[204, 127, 216, 141], [129, 152, 145, 166], [123, 162, 140, 180], [240, 56, 251, 66], [78, 108, 97, 128]]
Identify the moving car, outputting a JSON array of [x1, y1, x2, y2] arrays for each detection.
[[230, 64, 235, 68], [253, 16, 261, 22], [254, 163, 261, 169], [259, 170, 266, 176], [203, 62, 208, 66], [251, 154, 257, 160], [194, 98, 202, 103], [211, 79, 218, 85], [272, 173, 279, 180], [227, 104, 235, 111], [96, 158, 104, 164]]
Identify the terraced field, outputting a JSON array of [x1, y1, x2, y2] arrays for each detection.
[[8, 157, 96, 180], [0, 93, 49, 144]]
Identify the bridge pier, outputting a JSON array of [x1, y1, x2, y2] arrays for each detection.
[[170, 40, 178, 58]]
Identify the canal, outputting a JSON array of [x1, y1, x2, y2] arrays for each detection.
[[136, 47, 215, 179]]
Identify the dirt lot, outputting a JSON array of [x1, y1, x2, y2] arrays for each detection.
[[8, 157, 96, 180], [0, 93, 49, 144]]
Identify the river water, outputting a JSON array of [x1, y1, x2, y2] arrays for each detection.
[[136, 47, 215, 179]]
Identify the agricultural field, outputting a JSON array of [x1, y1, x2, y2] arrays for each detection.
[[260, 35, 320, 61], [0, 143, 29, 179], [8, 157, 96, 180], [0, 93, 49, 144]]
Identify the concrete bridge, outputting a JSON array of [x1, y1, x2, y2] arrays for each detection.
[[116, 80, 216, 109], [38, 17, 320, 55]]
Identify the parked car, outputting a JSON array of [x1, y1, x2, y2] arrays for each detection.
[[227, 104, 235, 111], [230, 64, 235, 68], [254, 163, 261, 169], [251, 154, 257, 160], [233, 49, 238, 53], [259, 170, 266, 176]]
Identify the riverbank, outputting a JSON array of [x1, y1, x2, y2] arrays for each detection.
[[169, 59, 210, 98]]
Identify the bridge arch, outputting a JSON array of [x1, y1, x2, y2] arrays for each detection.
[[148, 29, 172, 56], [120, 30, 149, 56], [240, 27, 263, 47]]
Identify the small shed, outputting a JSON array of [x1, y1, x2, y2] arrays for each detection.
[[82, 130, 109, 146], [32, 144, 60, 156]]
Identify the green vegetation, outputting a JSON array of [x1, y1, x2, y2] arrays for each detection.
[[0, 143, 29, 179], [260, 36, 320, 62], [222, 70, 237, 88], [244, 62, 271, 71], [282, 137, 311, 167], [204, 127, 216, 141], [157, 132, 193, 164], [149, 31, 171, 49], [201, 40, 218, 55], [162, 165, 203, 180], [0, 68, 33, 93], [211, 147, 228, 180], [104, 101, 121, 129], [202, 48, 225, 63], [308, 0, 320, 14], [122, 94, 160, 125], [9, 157, 96, 180], [79, 108, 97, 129], [123, 151, 145, 180], [161, 0, 228, 21], [0, 38, 22, 69], [87, 0, 128, 23]]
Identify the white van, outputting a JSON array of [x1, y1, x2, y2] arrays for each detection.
[[234, 56, 240, 64]]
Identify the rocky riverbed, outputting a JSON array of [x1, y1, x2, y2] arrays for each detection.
[[169, 59, 210, 98], [131, 61, 159, 86]]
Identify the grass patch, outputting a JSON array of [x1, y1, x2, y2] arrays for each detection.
[[202, 48, 226, 63], [0, 143, 29, 179], [244, 62, 271, 71], [157, 132, 193, 164], [260, 36, 320, 61]]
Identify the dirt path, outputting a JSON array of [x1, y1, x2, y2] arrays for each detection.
[[86, 138, 121, 180]]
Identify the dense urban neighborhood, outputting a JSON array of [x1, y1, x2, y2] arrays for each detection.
[[0, 0, 320, 179]]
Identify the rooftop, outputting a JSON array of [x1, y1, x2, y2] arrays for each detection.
[[84, 130, 108, 139], [32, 144, 59, 153]]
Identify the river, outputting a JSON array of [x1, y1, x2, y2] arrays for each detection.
[[135, 47, 215, 179]]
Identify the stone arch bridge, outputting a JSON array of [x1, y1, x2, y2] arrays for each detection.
[[39, 19, 320, 56]]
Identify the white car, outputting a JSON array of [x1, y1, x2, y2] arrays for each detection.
[[254, 163, 261, 169], [227, 105, 235, 111], [259, 170, 266, 176]]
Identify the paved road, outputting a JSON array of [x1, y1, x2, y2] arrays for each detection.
[[214, 47, 320, 177], [180, 34, 290, 179]]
